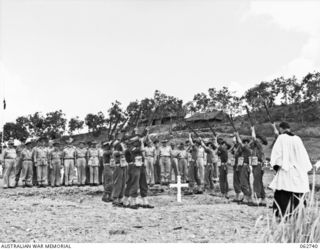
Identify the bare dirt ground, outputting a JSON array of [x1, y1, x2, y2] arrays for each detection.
[[0, 170, 319, 243]]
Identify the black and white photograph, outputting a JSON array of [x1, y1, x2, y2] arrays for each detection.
[[0, 0, 320, 246]]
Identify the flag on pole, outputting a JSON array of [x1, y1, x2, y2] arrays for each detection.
[[3, 99, 6, 110]]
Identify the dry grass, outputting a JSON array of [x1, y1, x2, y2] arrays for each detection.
[[258, 169, 320, 243]]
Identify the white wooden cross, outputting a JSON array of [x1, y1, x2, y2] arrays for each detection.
[[169, 175, 188, 202]]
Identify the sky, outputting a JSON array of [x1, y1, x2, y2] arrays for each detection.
[[0, 0, 320, 125]]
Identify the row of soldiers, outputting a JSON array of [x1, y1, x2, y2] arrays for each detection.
[[1, 137, 105, 188], [1, 123, 269, 208]]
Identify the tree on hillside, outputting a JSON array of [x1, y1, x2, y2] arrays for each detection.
[[286, 76, 303, 104], [106, 101, 126, 139], [153, 90, 184, 121], [125, 100, 141, 129], [85, 112, 106, 133], [68, 117, 84, 135], [302, 72, 320, 102], [43, 110, 67, 139], [243, 81, 278, 112], [183, 101, 197, 115], [16, 116, 30, 134], [27, 112, 46, 137], [192, 92, 211, 112], [2, 122, 29, 142]]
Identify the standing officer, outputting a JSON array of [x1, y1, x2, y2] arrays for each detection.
[[49, 142, 63, 187], [20, 139, 34, 187], [159, 139, 172, 185], [2, 139, 17, 188], [33, 137, 49, 187], [101, 141, 114, 202], [14, 143, 24, 187], [46, 140, 54, 187], [250, 127, 268, 206], [87, 141, 101, 186], [63, 137, 76, 186], [75, 141, 88, 186], [177, 142, 188, 183], [153, 139, 161, 185], [170, 142, 179, 184], [144, 139, 156, 186]]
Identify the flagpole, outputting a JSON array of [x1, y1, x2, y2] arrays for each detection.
[[1, 64, 5, 157]]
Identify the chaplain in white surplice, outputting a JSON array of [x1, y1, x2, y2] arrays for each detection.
[[270, 122, 313, 217]]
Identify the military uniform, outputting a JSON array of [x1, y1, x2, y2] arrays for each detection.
[[101, 146, 114, 202], [87, 145, 101, 185], [63, 145, 77, 186], [50, 149, 62, 187], [75, 147, 87, 185], [3, 147, 17, 188], [46, 145, 54, 186], [154, 145, 161, 184], [20, 147, 33, 187], [237, 144, 252, 199], [177, 148, 188, 183], [196, 145, 206, 188], [15, 146, 24, 186], [124, 142, 148, 207], [204, 147, 216, 191], [250, 140, 266, 200], [32, 147, 38, 186], [217, 145, 229, 196], [159, 143, 172, 184], [144, 145, 155, 185], [98, 147, 104, 185], [33, 146, 49, 187], [170, 147, 179, 183], [231, 143, 242, 200], [112, 150, 128, 203], [188, 145, 201, 191]]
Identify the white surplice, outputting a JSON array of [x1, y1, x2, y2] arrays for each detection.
[[269, 133, 312, 193]]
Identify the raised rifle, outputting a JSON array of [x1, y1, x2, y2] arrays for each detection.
[[226, 113, 237, 132], [185, 122, 201, 140], [263, 101, 273, 124], [205, 120, 217, 137], [245, 106, 254, 127], [109, 114, 122, 139], [111, 117, 129, 145]]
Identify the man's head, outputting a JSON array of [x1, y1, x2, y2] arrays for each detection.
[[207, 142, 215, 150], [53, 142, 60, 150], [25, 139, 33, 149], [102, 141, 110, 150], [153, 139, 159, 148], [170, 142, 175, 149], [8, 138, 14, 148], [242, 138, 250, 146], [217, 138, 224, 145], [38, 137, 47, 147], [194, 139, 201, 146], [279, 121, 291, 134], [66, 137, 73, 145], [161, 139, 168, 147], [178, 142, 185, 150], [79, 141, 86, 149], [91, 141, 97, 148], [48, 140, 54, 148]]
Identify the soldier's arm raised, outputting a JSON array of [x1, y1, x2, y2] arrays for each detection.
[[189, 133, 194, 146]]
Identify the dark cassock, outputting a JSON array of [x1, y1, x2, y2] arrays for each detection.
[[270, 131, 312, 217]]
